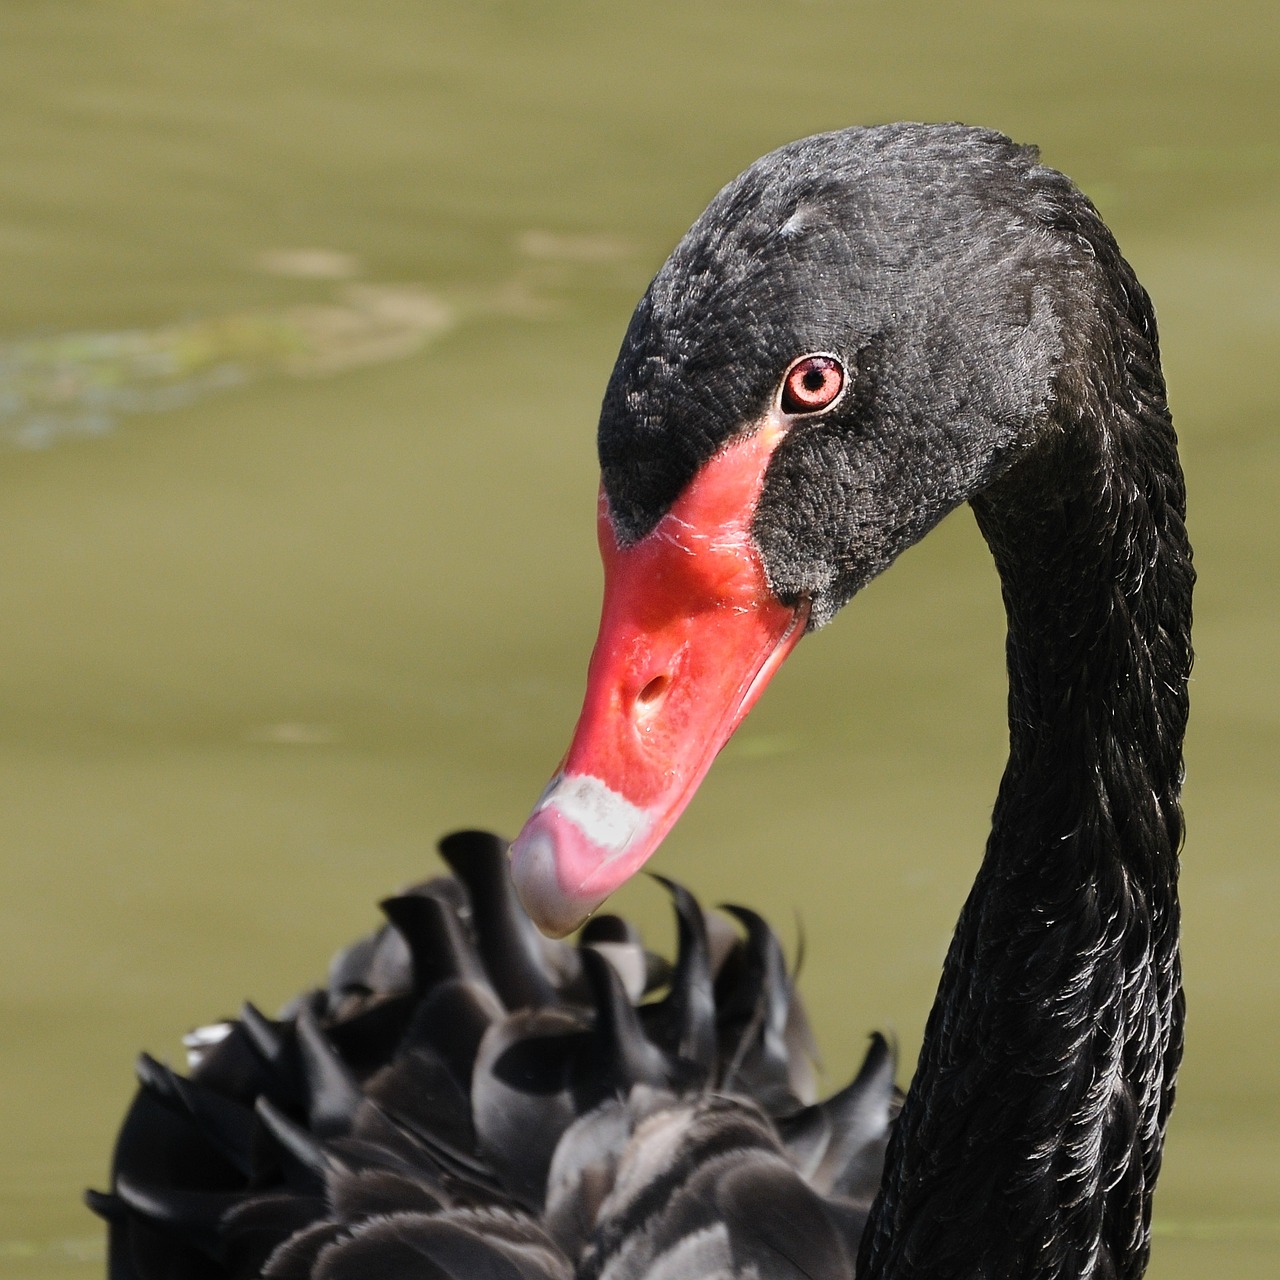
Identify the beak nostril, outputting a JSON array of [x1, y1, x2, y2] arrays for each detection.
[[637, 674, 670, 706]]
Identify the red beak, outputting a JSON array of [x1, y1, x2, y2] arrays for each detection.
[[510, 422, 807, 935]]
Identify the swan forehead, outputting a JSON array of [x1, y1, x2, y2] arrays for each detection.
[[598, 183, 867, 542], [599, 124, 1082, 551]]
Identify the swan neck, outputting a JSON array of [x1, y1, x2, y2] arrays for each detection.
[[860, 320, 1194, 1280], [981, 413, 1193, 862]]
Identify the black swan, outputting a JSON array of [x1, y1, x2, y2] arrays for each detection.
[[90, 123, 1193, 1280]]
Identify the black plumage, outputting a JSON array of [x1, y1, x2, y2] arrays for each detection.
[[596, 126, 1191, 1275], [92, 123, 1192, 1278], [92, 832, 895, 1279]]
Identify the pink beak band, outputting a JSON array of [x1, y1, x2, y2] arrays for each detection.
[[509, 424, 808, 936]]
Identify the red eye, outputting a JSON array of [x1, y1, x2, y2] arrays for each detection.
[[780, 354, 845, 414]]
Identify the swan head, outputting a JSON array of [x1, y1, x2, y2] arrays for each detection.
[[512, 124, 1093, 935]]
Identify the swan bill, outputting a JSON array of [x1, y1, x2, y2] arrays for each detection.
[[511, 427, 807, 936]]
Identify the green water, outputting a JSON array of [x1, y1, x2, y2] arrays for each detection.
[[1, 2, 1276, 1275]]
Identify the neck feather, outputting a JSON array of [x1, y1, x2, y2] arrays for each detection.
[[858, 284, 1193, 1280]]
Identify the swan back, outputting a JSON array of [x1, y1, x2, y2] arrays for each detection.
[[90, 830, 897, 1279]]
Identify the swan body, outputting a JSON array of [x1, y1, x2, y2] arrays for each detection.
[[93, 123, 1192, 1279], [92, 831, 897, 1278]]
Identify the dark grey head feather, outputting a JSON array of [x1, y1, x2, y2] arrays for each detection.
[[599, 123, 1118, 624]]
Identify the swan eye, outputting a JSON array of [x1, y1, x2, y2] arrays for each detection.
[[780, 354, 845, 414]]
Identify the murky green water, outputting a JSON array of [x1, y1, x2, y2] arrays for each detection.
[[1, 3, 1276, 1275]]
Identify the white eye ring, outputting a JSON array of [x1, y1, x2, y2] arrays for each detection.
[[779, 353, 847, 415]]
